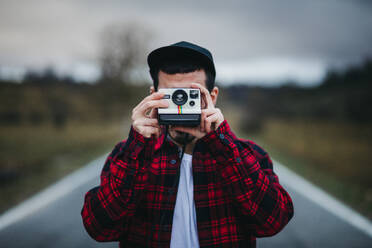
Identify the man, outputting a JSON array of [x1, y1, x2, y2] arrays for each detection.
[[81, 41, 294, 247]]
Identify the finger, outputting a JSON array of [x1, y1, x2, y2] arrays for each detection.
[[201, 109, 217, 132], [135, 92, 165, 112], [145, 91, 165, 101], [200, 111, 206, 132], [191, 83, 213, 109], [201, 108, 216, 117], [205, 116, 210, 133], [141, 126, 161, 138], [134, 118, 159, 128], [205, 113, 219, 133], [137, 99, 169, 116], [149, 107, 158, 119]]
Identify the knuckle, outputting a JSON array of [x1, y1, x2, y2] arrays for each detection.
[[148, 118, 154, 124]]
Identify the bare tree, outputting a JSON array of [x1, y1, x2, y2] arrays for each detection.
[[99, 21, 152, 84]]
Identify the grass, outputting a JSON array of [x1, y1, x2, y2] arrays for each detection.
[[0, 120, 129, 214], [247, 119, 372, 219]]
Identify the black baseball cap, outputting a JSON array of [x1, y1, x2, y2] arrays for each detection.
[[147, 41, 216, 79]]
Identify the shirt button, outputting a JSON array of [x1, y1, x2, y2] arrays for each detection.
[[219, 134, 225, 139], [170, 159, 177, 165], [236, 157, 241, 163]]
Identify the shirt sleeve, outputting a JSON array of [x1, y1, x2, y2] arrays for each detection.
[[200, 120, 294, 237], [81, 126, 150, 242]]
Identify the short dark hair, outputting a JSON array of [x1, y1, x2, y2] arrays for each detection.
[[150, 57, 215, 92]]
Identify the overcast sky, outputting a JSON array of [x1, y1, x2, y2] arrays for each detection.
[[0, 0, 371, 86]]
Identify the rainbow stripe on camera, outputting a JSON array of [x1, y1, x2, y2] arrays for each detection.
[[178, 105, 182, 114]]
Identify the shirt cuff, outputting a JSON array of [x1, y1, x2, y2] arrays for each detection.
[[199, 120, 239, 158], [120, 126, 147, 160]]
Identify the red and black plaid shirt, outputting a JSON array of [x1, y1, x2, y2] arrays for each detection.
[[81, 120, 293, 247]]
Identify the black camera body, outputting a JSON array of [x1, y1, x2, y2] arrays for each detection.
[[158, 88, 201, 126]]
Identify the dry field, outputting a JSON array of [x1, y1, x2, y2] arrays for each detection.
[[256, 119, 372, 219], [0, 121, 128, 214]]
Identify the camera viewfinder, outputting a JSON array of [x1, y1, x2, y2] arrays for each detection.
[[190, 90, 199, 99]]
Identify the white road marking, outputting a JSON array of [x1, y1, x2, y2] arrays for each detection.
[[0, 154, 370, 238], [0, 154, 107, 231], [274, 160, 372, 238]]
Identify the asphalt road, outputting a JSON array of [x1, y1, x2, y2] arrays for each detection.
[[0, 157, 371, 248]]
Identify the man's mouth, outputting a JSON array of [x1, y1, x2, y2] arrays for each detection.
[[170, 126, 185, 134], [175, 130, 185, 135]]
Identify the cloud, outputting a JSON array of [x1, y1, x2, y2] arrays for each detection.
[[0, 0, 371, 85]]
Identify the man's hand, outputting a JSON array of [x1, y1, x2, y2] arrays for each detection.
[[173, 83, 224, 139], [131, 92, 169, 138]]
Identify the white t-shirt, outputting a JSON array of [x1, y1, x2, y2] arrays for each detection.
[[170, 153, 200, 248]]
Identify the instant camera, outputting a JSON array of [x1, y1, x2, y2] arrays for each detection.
[[158, 88, 201, 126]]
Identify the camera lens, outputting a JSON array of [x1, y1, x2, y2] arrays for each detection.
[[172, 89, 188, 106]]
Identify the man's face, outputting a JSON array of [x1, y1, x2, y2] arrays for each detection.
[[155, 70, 209, 145]]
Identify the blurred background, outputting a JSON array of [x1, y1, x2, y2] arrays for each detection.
[[0, 0, 371, 247]]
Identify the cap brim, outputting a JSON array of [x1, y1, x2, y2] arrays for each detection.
[[147, 46, 215, 77]]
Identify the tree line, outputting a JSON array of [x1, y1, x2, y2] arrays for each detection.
[[225, 59, 372, 132]]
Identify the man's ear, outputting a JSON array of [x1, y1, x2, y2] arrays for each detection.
[[150, 86, 155, 94], [210, 86, 219, 106]]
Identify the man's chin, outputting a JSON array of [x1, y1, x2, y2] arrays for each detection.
[[169, 128, 195, 145]]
